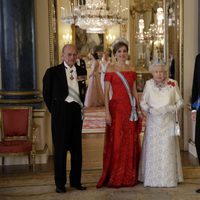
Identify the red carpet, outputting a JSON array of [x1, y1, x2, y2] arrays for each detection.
[[82, 107, 106, 133]]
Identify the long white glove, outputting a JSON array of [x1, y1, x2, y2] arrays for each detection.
[[149, 105, 177, 116], [149, 108, 162, 116], [164, 105, 177, 113]]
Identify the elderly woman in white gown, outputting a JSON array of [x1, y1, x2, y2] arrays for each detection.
[[139, 62, 184, 187]]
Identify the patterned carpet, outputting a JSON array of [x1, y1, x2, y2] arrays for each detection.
[[1, 169, 200, 200], [82, 107, 106, 133]]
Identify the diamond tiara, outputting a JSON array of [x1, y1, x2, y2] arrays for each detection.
[[111, 37, 129, 49]]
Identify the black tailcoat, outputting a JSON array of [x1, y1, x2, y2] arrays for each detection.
[[191, 54, 200, 163], [42, 63, 86, 188]]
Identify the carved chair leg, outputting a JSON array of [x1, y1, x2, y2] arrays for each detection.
[[31, 151, 36, 172], [2, 157, 4, 166], [28, 155, 31, 164], [2, 157, 5, 173], [28, 155, 32, 170]]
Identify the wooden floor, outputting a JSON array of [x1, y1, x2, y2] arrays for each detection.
[[182, 151, 199, 167], [0, 152, 198, 174]]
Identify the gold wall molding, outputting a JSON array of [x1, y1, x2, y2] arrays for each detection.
[[0, 91, 41, 96]]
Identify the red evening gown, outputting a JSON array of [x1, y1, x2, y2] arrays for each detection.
[[97, 71, 141, 188]]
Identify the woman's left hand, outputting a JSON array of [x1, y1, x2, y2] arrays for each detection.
[[105, 113, 112, 126]]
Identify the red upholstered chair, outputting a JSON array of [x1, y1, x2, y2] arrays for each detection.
[[0, 107, 37, 170]]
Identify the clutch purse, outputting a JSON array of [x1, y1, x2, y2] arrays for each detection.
[[175, 122, 180, 136], [175, 111, 181, 136]]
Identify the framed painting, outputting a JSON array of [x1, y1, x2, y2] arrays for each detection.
[[74, 26, 104, 56]]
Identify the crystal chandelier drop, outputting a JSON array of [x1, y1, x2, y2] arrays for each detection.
[[136, 19, 145, 43], [62, 0, 128, 34], [167, 0, 176, 26]]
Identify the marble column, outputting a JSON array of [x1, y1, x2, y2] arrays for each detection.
[[0, 0, 43, 108]]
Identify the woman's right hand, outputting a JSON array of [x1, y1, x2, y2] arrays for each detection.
[[141, 110, 147, 118], [105, 113, 112, 126]]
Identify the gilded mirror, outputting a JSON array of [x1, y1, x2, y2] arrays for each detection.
[[130, 0, 183, 87], [130, 0, 183, 148]]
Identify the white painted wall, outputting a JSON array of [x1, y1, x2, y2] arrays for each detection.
[[183, 0, 198, 150], [34, 0, 53, 154]]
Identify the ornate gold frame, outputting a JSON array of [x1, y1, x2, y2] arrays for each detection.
[[72, 26, 105, 56], [48, 0, 59, 66]]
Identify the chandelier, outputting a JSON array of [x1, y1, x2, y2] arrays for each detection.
[[61, 0, 128, 34], [135, 6, 165, 62], [136, 7, 164, 45]]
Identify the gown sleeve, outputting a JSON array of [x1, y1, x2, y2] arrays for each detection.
[[173, 80, 184, 111], [133, 71, 136, 80], [140, 81, 150, 113], [160, 80, 184, 114]]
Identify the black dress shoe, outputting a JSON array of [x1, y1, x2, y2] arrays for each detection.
[[56, 186, 66, 193], [71, 185, 87, 190], [196, 188, 200, 193]]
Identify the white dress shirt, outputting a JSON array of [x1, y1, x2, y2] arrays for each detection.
[[64, 62, 80, 104]]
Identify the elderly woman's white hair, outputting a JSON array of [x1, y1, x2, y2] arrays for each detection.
[[148, 60, 168, 73]]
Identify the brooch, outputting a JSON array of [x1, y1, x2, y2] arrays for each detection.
[[167, 81, 175, 87]]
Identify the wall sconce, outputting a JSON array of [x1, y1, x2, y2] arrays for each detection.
[[62, 33, 72, 44], [106, 33, 116, 47]]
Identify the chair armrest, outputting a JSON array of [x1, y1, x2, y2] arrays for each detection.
[[36, 144, 48, 154], [31, 124, 48, 155], [32, 123, 38, 131], [32, 123, 39, 143], [0, 120, 2, 141]]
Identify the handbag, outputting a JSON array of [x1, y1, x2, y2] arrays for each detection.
[[175, 122, 181, 136], [175, 111, 180, 136]]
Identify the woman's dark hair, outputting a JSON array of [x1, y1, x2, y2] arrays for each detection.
[[92, 52, 99, 60], [106, 48, 112, 57], [112, 42, 128, 56]]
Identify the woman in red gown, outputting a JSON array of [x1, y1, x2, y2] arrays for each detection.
[[97, 38, 141, 188]]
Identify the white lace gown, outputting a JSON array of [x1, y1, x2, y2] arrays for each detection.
[[139, 79, 184, 187]]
